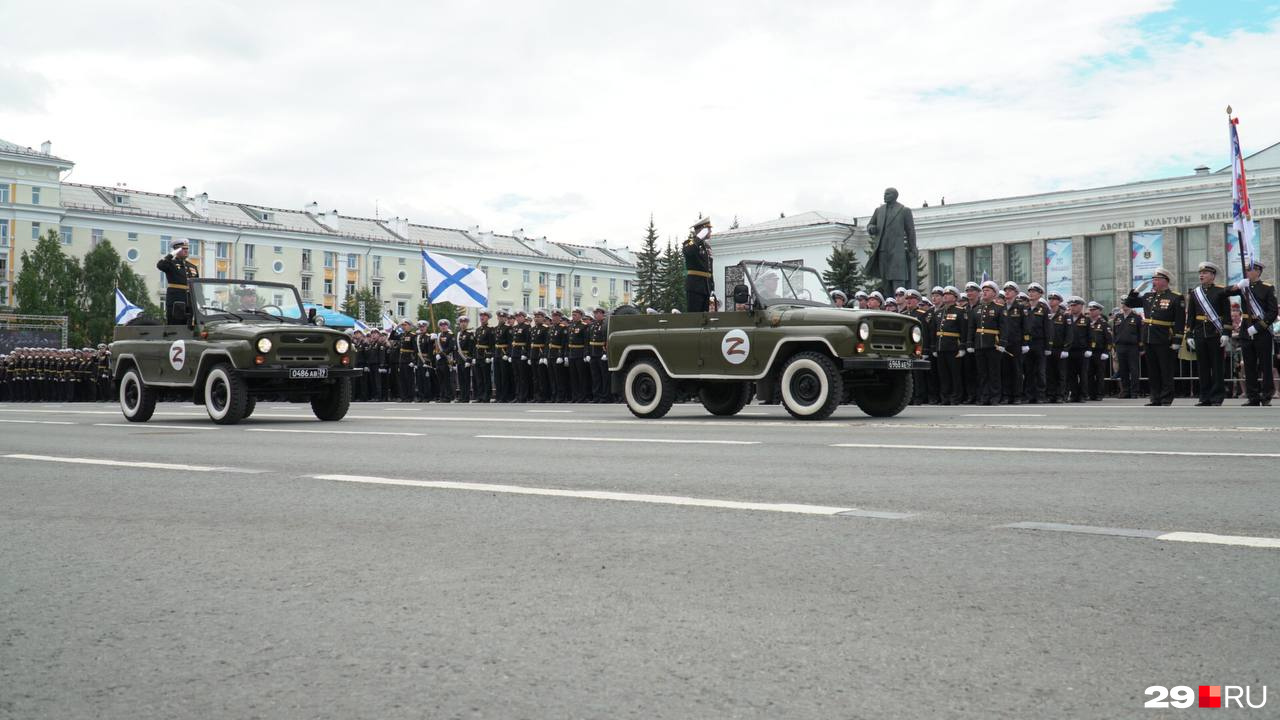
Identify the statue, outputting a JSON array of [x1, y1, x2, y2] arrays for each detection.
[[865, 187, 918, 295]]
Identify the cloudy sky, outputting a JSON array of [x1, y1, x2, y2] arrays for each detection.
[[3, 0, 1278, 248]]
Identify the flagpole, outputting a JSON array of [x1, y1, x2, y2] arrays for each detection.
[[1229, 106, 1249, 280], [419, 241, 438, 328]]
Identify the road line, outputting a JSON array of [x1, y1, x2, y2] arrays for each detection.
[[245, 428, 424, 437], [2, 453, 263, 474], [831, 442, 1280, 458], [961, 413, 1045, 417], [526, 409, 573, 413], [1003, 522, 1280, 549], [314, 474, 882, 516], [476, 434, 760, 445], [93, 423, 221, 431], [0, 418, 76, 425]]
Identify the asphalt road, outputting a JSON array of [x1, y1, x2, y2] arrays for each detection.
[[2, 398, 1278, 719]]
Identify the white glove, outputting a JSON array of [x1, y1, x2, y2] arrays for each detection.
[[1101, 353, 1109, 361], [956, 350, 965, 358], [1170, 343, 1179, 351], [434, 354, 442, 361], [1020, 345, 1029, 354], [931, 351, 938, 357], [503, 355, 511, 362], [1059, 351, 1068, 359], [1237, 279, 1250, 291], [1187, 338, 1196, 351], [539, 358, 548, 366], [995, 345, 1005, 354], [1084, 351, 1093, 359], [601, 354, 607, 362], [1219, 335, 1229, 348], [431, 333, 439, 340], [526, 359, 532, 365], [585, 356, 593, 363], [1044, 350, 1051, 357], [486, 358, 493, 365], [1248, 325, 1258, 338]]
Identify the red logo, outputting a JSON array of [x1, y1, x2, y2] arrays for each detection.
[[1200, 685, 1221, 708]]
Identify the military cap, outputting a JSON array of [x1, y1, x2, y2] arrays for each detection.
[[497, 309, 509, 317], [854, 290, 868, 299], [980, 280, 998, 291], [905, 289, 921, 299], [894, 286, 907, 295], [930, 286, 944, 295], [515, 310, 527, 317], [571, 306, 584, 314], [830, 289, 847, 300], [534, 308, 547, 316], [1197, 261, 1219, 275], [593, 306, 605, 313], [1066, 296, 1084, 305], [551, 308, 563, 316], [884, 298, 898, 307], [1027, 282, 1044, 293], [1249, 259, 1266, 270], [1152, 267, 1172, 282], [458, 315, 470, 323], [479, 309, 491, 317], [868, 291, 885, 302], [437, 318, 450, 326], [97, 343, 108, 349], [1048, 291, 1063, 301], [170, 238, 188, 249], [1002, 281, 1020, 292], [1087, 300, 1103, 310], [920, 298, 933, 307], [692, 216, 712, 230], [943, 285, 959, 296], [965, 281, 981, 291], [1016, 292, 1028, 300], [417, 319, 429, 326]]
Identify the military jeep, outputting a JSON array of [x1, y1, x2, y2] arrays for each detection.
[[608, 260, 929, 420], [111, 279, 360, 424]]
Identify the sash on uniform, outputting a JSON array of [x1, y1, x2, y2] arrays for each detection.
[[1191, 286, 1223, 333], [1241, 283, 1265, 323]]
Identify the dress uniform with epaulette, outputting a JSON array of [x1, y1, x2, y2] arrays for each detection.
[[547, 310, 567, 402], [530, 310, 551, 402], [1226, 260, 1278, 405], [494, 311, 513, 402], [968, 281, 1005, 405], [588, 307, 609, 402], [1112, 307, 1144, 398], [567, 308, 590, 402], [1185, 261, 1231, 406], [1087, 302, 1113, 400], [156, 239, 199, 325], [474, 311, 495, 402], [435, 319, 456, 402], [1063, 297, 1092, 402], [684, 217, 715, 312], [1023, 284, 1052, 403], [1125, 267, 1184, 406], [961, 282, 981, 403], [511, 311, 531, 403], [933, 286, 968, 404], [999, 283, 1030, 404], [456, 316, 475, 403]]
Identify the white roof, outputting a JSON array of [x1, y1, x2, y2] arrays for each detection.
[[721, 211, 859, 235]]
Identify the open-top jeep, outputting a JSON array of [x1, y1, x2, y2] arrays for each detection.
[[608, 260, 929, 420], [111, 278, 361, 424]]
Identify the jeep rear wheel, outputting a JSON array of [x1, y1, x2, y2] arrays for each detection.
[[205, 363, 249, 425], [119, 366, 157, 423], [624, 359, 675, 418], [853, 371, 912, 417], [311, 377, 351, 421], [699, 381, 750, 416], [779, 352, 842, 420]]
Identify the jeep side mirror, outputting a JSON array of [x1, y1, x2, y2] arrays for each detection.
[[172, 302, 187, 325], [732, 284, 750, 306], [307, 307, 317, 324]]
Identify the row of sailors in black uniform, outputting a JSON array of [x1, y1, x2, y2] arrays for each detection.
[[1, 347, 113, 402], [346, 307, 616, 403]]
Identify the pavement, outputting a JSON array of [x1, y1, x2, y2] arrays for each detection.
[[1, 398, 1277, 719]]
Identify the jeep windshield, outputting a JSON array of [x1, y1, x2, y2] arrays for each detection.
[[190, 280, 306, 324], [742, 261, 833, 308]]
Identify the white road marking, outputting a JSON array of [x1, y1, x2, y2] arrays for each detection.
[[961, 413, 1045, 417], [526, 409, 573, 413], [93, 423, 221, 431], [1004, 522, 1280, 549], [831, 442, 1280, 459], [476, 434, 760, 445], [1157, 532, 1280, 549], [245, 428, 424, 436], [2, 454, 262, 473], [314, 474, 880, 516], [0, 418, 76, 425]]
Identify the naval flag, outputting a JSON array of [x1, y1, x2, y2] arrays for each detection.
[[421, 250, 488, 308], [353, 318, 371, 332], [380, 311, 395, 331], [1228, 109, 1259, 270], [114, 288, 143, 325]]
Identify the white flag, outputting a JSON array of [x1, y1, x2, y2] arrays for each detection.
[[422, 250, 488, 309], [380, 311, 395, 331], [115, 288, 143, 325]]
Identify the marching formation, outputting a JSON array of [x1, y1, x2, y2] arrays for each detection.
[[831, 260, 1278, 407], [0, 346, 113, 403]]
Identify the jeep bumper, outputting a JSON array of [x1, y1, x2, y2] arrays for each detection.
[[840, 357, 931, 371], [233, 368, 365, 379]]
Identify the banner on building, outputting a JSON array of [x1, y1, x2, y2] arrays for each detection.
[[1045, 239, 1072, 297], [1130, 231, 1163, 290]]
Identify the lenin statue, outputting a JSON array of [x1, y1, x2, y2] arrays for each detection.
[[866, 187, 918, 295]]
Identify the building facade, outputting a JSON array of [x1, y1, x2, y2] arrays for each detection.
[[0, 138, 636, 320], [714, 144, 1280, 310]]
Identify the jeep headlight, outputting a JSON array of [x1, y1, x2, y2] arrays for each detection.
[[335, 338, 350, 354], [911, 326, 923, 344], [858, 322, 871, 341], [256, 338, 273, 353]]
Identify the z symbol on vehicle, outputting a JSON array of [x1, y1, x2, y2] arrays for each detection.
[[720, 329, 750, 365]]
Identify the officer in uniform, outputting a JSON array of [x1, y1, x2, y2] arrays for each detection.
[[435, 318, 456, 402], [1185, 261, 1231, 406], [412, 320, 434, 401], [456, 316, 475, 403], [1022, 283, 1051, 403], [1113, 301, 1143, 398], [1062, 297, 1092, 402], [588, 307, 609, 402], [684, 217, 714, 312], [494, 310, 513, 402], [1226, 260, 1278, 406], [1087, 301, 1113, 400], [961, 281, 981, 403], [547, 309, 567, 401], [904, 290, 930, 403], [510, 310, 531, 402], [567, 307, 589, 402], [391, 320, 413, 402], [830, 290, 847, 308], [999, 282, 1029, 404], [529, 309, 550, 402], [933, 286, 967, 405], [474, 311, 495, 402], [157, 239, 199, 325], [969, 280, 1005, 405], [853, 290, 868, 309]]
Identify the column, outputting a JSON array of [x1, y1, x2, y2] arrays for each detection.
[[953, 245, 969, 286], [1114, 231, 1131, 295], [1070, 235, 1086, 298], [1208, 222, 1228, 274], [1260, 220, 1278, 275], [991, 243, 1007, 283], [1031, 238, 1047, 286], [1163, 228, 1179, 290]]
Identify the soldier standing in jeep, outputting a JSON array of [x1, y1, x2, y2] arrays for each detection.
[[157, 239, 199, 324]]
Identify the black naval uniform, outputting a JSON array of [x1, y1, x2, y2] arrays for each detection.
[[1186, 281, 1231, 405], [397, 331, 417, 401], [1227, 279, 1278, 405], [911, 304, 933, 404], [494, 321, 513, 402], [547, 321, 566, 402], [474, 320, 495, 402], [683, 232, 714, 312], [415, 331, 436, 401], [961, 298, 980, 403], [969, 299, 1004, 405], [1088, 314, 1113, 400], [1113, 311, 1144, 398], [588, 317, 608, 402], [456, 325, 475, 402], [1000, 299, 1029, 403], [511, 320, 531, 403], [567, 319, 589, 402], [1048, 305, 1070, 402], [1024, 300, 1052, 403], [435, 328, 456, 402], [934, 302, 967, 404], [1126, 287, 1184, 406], [157, 253, 199, 324], [530, 322, 550, 402], [1064, 310, 1092, 402]]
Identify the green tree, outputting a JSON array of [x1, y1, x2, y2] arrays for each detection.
[[340, 288, 381, 323], [14, 229, 80, 319], [73, 239, 164, 346], [657, 239, 687, 312], [634, 215, 661, 308], [417, 300, 458, 326], [822, 244, 864, 297]]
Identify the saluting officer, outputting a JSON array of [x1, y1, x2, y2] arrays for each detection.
[[1185, 261, 1231, 406], [157, 239, 199, 324], [684, 217, 715, 312], [1125, 268, 1184, 406], [1226, 260, 1278, 406], [969, 280, 1005, 405], [474, 311, 495, 402], [1113, 301, 1144, 398]]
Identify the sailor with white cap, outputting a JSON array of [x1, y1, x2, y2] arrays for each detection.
[[1186, 260, 1230, 405], [1227, 259, 1278, 405], [830, 289, 848, 308], [970, 279, 1005, 404], [1123, 267, 1184, 405]]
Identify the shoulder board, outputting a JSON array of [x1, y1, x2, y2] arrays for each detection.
[[1263, 282, 1273, 287], [1215, 284, 1225, 289]]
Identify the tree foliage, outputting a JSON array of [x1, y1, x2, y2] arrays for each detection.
[[341, 288, 382, 323], [634, 216, 662, 309], [656, 239, 688, 313], [822, 244, 864, 297]]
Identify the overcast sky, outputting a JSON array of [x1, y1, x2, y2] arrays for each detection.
[[3, 0, 1278, 249]]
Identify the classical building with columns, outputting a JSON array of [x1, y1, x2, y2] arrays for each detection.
[[713, 143, 1280, 310]]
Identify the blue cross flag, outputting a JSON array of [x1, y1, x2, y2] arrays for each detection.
[[114, 288, 143, 325], [421, 250, 488, 308]]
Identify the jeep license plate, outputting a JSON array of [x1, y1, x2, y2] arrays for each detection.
[[886, 359, 913, 370], [289, 367, 328, 379]]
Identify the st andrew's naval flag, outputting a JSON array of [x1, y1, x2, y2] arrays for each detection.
[[1228, 110, 1259, 267], [114, 288, 143, 325], [421, 250, 488, 308]]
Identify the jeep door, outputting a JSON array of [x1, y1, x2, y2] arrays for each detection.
[[699, 312, 767, 376], [654, 312, 706, 375]]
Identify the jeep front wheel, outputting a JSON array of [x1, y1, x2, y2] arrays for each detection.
[[699, 381, 750, 416], [624, 359, 675, 418], [205, 363, 249, 424], [311, 378, 351, 421], [852, 371, 913, 417], [779, 352, 842, 420], [119, 366, 157, 423]]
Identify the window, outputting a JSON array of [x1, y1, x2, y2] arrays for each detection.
[[244, 244, 255, 265], [160, 235, 171, 251], [91, 228, 104, 247], [323, 279, 334, 295], [1178, 227, 1208, 293], [273, 245, 283, 254], [592, 275, 598, 284], [397, 256, 405, 266], [113, 193, 128, 206], [1087, 234, 1116, 310], [573, 294, 582, 307], [62, 226, 74, 245], [31, 222, 40, 240], [0, 185, 8, 202], [1223, 221, 1262, 285], [573, 275, 581, 288], [610, 278, 617, 295], [623, 280, 631, 294], [244, 271, 255, 281], [539, 272, 547, 285], [522, 293, 531, 311], [502, 267, 508, 274], [272, 260, 284, 273], [556, 273, 565, 288], [1006, 242, 1032, 285], [301, 276, 312, 294], [273, 294, 283, 306], [216, 269, 227, 280], [372, 256, 382, 275], [0, 221, 7, 247], [324, 252, 335, 268], [0, 284, 7, 307], [396, 270, 406, 282], [216, 242, 228, 259], [397, 300, 407, 316], [500, 279, 510, 290], [346, 281, 356, 297], [931, 249, 955, 287], [539, 293, 546, 306], [422, 286, 429, 300], [347, 253, 358, 270], [372, 283, 381, 300], [968, 245, 993, 282], [301, 249, 312, 269], [126, 248, 139, 262], [188, 239, 200, 255], [127, 232, 138, 242], [31, 187, 41, 205], [522, 270, 530, 283]]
